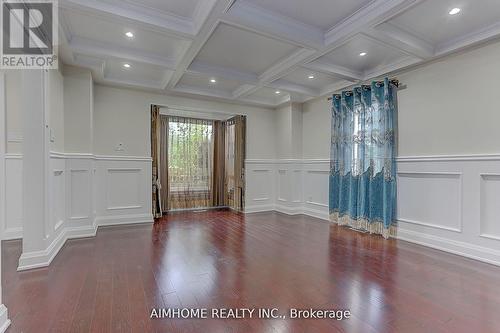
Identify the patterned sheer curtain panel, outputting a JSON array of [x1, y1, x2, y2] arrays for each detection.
[[329, 78, 398, 238], [167, 116, 214, 210]]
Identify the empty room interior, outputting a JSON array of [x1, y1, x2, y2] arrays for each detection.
[[2, 0, 500, 332]]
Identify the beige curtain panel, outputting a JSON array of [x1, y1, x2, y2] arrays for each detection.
[[151, 105, 162, 218], [159, 115, 170, 212], [167, 116, 214, 210]]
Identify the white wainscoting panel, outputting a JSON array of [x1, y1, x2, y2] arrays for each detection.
[[245, 161, 275, 212], [246, 156, 500, 266], [4, 155, 23, 240], [397, 172, 462, 232], [245, 159, 329, 219], [480, 174, 500, 241], [95, 158, 152, 226], [13, 153, 153, 270], [397, 155, 500, 266]]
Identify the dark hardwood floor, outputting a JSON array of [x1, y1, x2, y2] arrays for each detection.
[[3, 210, 500, 333]]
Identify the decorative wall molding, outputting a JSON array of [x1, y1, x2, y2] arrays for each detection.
[[0, 304, 10, 333], [246, 155, 500, 266], [10, 152, 153, 270]]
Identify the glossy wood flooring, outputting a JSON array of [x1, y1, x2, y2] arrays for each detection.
[[3, 210, 500, 333]]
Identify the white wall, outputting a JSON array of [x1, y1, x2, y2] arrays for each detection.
[[93, 84, 276, 159], [48, 70, 65, 152], [267, 39, 500, 266], [63, 66, 93, 153], [397, 41, 500, 156], [302, 96, 330, 159], [274, 102, 303, 159], [5, 70, 22, 154], [0, 70, 12, 333]]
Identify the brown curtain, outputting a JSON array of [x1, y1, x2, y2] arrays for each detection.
[[212, 120, 226, 207], [159, 115, 170, 212], [233, 115, 246, 211], [151, 105, 162, 218], [167, 116, 214, 210], [224, 115, 246, 211]]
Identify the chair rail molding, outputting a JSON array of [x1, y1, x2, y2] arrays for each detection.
[[245, 155, 500, 266], [15, 152, 153, 271]]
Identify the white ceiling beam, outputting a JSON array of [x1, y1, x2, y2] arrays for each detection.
[[366, 23, 435, 59], [232, 84, 259, 99], [173, 84, 235, 100], [435, 21, 500, 57], [324, 0, 425, 46], [59, 0, 195, 38], [267, 80, 318, 97], [187, 61, 259, 85], [166, 0, 236, 90], [258, 48, 317, 83], [302, 61, 363, 82], [69, 37, 178, 70], [220, 0, 324, 50]]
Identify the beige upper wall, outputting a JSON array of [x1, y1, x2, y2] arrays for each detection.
[[93, 84, 277, 159], [302, 39, 500, 159], [397, 40, 500, 156], [5, 69, 64, 153], [5, 70, 22, 154], [63, 66, 93, 153], [302, 96, 330, 159], [48, 69, 65, 152]]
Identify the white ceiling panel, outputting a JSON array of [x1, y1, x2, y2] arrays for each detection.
[[177, 73, 242, 93], [62, 10, 190, 64], [281, 67, 345, 90], [390, 0, 500, 46], [193, 23, 299, 76], [244, 87, 289, 105], [120, 0, 201, 19], [104, 58, 171, 87], [245, 0, 373, 31], [316, 34, 410, 74], [59, 0, 500, 107]]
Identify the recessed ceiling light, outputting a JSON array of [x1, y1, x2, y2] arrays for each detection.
[[210, 78, 217, 83], [125, 31, 134, 38], [123, 63, 131, 68], [275, 90, 281, 94], [359, 52, 367, 57], [308, 75, 315, 79], [449, 7, 461, 15]]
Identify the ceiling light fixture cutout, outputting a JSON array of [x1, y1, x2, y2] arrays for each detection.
[[275, 90, 281, 94], [210, 78, 217, 83], [123, 63, 131, 68], [359, 52, 367, 57], [449, 7, 461, 15], [125, 31, 134, 38], [308, 75, 315, 79]]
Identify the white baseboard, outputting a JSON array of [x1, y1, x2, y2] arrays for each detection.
[[95, 213, 153, 227], [18, 228, 67, 271], [245, 204, 330, 222], [17, 214, 152, 271], [2, 227, 22, 240], [245, 204, 275, 213], [397, 228, 500, 267], [0, 305, 10, 333]]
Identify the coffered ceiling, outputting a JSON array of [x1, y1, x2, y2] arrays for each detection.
[[58, 0, 500, 108]]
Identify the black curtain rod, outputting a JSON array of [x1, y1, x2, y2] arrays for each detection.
[[327, 79, 400, 101]]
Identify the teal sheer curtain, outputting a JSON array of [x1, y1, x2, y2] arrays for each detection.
[[329, 78, 398, 238]]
